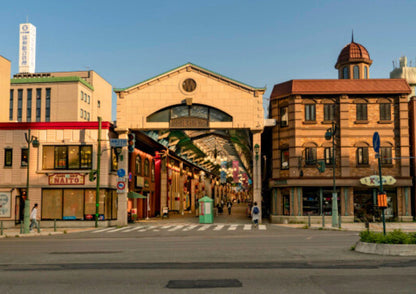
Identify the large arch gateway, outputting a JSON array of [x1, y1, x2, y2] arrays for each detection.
[[114, 63, 265, 225]]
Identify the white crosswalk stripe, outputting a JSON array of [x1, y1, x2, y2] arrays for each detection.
[[183, 225, 199, 231], [92, 227, 114, 233], [107, 227, 130, 233], [161, 225, 173, 229], [213, 225, 225, 231], [137, 226, 156, 232], [228, 225, 238, 231], [197, 225, 211, 231], [259, 225, 266, 230], [168, 225, 184, 231], [122, 226, 145, 232], [243, 224, 252, 230]]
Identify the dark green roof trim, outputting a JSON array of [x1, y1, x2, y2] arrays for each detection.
[[114, 62, 266, 92], [11, 76, 94, 91]]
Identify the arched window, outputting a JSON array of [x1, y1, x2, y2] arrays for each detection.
[[353, 66, 359, 79], [144, 158, 150, 177], [343, 67, 349, 79], [147, 104, 232, 122], [364, 66, 368, 79], [135, 155, 142, 176]]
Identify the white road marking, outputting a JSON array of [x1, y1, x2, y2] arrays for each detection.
[[243, 224, 252, 230], [228, 225, 238, 231], [183, 225, 199, 231], [168, 225, 184, 231], [107, 227, 131, 233], [161, 225, 173, 229], [137, 226, 156, 232], [122, 226, 144, 232], [259, 225, 267, 230], [197, 225, 211, 231], [213, 225, 225, 231], [92, 228, 114, 233]]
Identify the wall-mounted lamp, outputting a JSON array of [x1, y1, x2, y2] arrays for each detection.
[[254, 144, 260, 161]]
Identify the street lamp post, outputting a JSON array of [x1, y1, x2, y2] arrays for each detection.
[[325, 122, 338, 227], [23, 129, 39, 234]]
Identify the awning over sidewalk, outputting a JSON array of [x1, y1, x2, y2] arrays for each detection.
[[127, 192, 147, 199]]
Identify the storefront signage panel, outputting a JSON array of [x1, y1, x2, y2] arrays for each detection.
[[48, 173, 85, 185], [169, 117, 208, 129], [360, 175, 396, 186]]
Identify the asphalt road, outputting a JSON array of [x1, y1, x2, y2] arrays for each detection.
[[1, 224, 415, 293]]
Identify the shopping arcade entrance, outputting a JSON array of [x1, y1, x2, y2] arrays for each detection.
[[113, 63, 265, 225]]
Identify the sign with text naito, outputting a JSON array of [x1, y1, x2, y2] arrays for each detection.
[[48, 173, 85, 185]]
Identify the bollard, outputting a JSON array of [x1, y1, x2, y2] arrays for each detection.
[[322, 214, 325, 228], [54, 219, 56, 232], [1, 221, 3, 236], [37, 221, 40, 233], [338, 215, 341, 229], [308, 215, 311, 227]]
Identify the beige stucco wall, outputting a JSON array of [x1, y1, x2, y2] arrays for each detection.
[[0, 56, 11, 122], [116, 65, 264, 131]]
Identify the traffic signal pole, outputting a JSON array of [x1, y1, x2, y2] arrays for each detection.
[[95, 117, 102, 228]]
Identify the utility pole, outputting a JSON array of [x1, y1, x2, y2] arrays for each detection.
[[95, 117, 102, 228]]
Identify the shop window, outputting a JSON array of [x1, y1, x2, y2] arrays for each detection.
[[303, 188, 320, 216], [304, 147, 316, 165], [63, 189, 84, 220], [324, 147, 333, 165], [21, 148, 28, 167], [144, 158, 150, 177], [41, 189, 63, 219], [280, 106, 288, 127], [379, 103, 391, 121], [135, 155, 142, 175], [356, 103, 367, 121], [282, 193, 290, 216], [356, 147, 369, 165], [353, 65, 359, 79], [281, 148, 289, 170], [42, 145, 92, 170], [305, 104, 316, 121], [380, 147, 392, 165], [323, 104, 335, 121]]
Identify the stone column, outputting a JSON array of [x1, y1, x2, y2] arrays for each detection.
[[116, 130, 128, 226], [252, 131, 262, 223]]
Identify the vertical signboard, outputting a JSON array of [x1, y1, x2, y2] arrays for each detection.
[[233, 160, 239, 183], [19, 23, 36, 73], [220, 161, 227, 184]]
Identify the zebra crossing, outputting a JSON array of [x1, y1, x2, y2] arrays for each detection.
[[91, 223, 267, 234]]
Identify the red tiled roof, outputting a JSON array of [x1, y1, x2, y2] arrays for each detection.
[[270, 79, 411, 99], [335, 42, 372, 68]]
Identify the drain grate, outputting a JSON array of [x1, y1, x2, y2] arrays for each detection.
[[166, 279, 242, 289]]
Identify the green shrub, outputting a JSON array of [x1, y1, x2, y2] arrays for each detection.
[[359, 229, 416, 244]]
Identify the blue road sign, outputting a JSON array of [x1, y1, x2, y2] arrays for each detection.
[[373, 132, 380, 153], [117, 168, 126, 178]]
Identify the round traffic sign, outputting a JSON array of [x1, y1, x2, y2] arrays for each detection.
[[117, 169, 126, 178], [117, 181, 125, 190]]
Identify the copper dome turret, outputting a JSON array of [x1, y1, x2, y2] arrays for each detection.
[[335, 41, 372, 69]]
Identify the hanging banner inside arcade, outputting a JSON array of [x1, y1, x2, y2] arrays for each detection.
[[233, 160, 239, 183], [220, 161, 227, 184]]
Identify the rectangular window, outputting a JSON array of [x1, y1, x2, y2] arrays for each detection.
[[280, 107, 288, 127], [324, 104, 335, 121], [21, 148, 28, 166], [43, 145, 92, 170], [45, 88, 51, 122], [26, 89, 32, 122], [9, 90, 13, 121], [81, 91, 84, 101], [324, 147, 333, 165], [356, 103, 368, 121], [305, 104, 316, 121], [42, 189, 63, 220], [380, 147, 392, 165], [356, 147, 369, 165], [380, 103, 391, 121], [98, 100, 101, 108], [17, 89, 23, 122], [36, 88, 41, 122], [305, 147, 316, 165], [4, 149, 12, 167], [80, 109, 83, 118], [63, 189, 84, 219], [88, 95, 90, 104], [87, 112, 90, 121], [281, 148, 289, 169]]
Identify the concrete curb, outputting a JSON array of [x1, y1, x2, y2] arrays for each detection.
[[355, 241, 416, 256]]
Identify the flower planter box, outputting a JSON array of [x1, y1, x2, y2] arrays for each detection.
[[355, 241, 416, 256]]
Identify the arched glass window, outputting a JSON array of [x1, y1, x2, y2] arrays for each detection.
[[144, 158, 150, 177], [353, 66, 359, 79], [147, 104, 232, 122], [135, 155, 142, 176], [343, 67, 349, 79]]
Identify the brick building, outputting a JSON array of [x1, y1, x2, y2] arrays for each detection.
[[268, 40, 412, 223]]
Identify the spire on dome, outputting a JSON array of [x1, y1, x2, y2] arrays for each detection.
[[351, 30, 354, 43]]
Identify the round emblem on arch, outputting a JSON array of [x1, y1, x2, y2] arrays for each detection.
[[182, 78, 197, 92]]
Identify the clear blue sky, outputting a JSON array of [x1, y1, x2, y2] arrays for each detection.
[[1, 0, 416, 120]]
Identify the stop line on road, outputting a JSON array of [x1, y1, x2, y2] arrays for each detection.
[[91, 224, 267, 233]]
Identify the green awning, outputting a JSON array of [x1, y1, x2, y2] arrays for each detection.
[[127, 192, 147, 199]]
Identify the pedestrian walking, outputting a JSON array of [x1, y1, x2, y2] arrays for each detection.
[[29, 203, 39, 232], [227, 200, 232, 215], [251, 202, 260, 228]]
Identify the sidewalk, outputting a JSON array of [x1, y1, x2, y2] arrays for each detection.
[[276, 222, 416, 232]]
